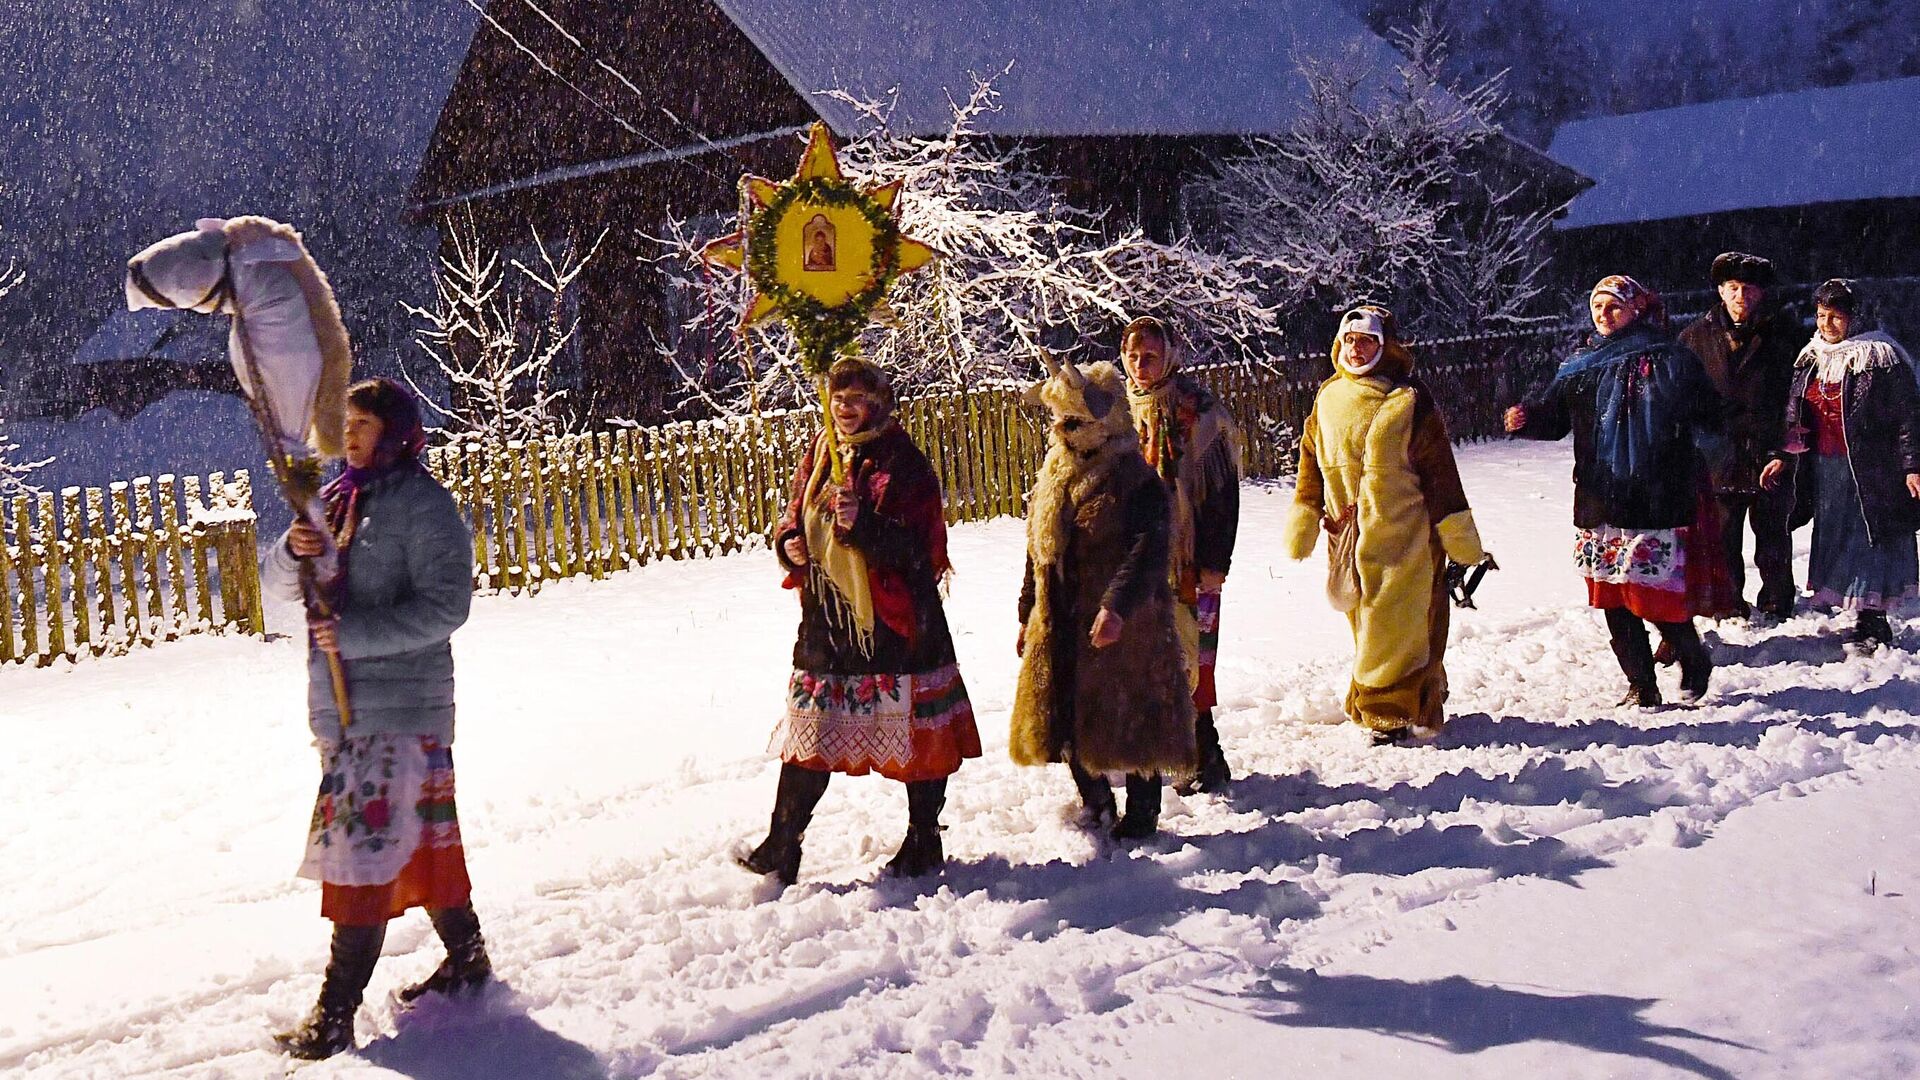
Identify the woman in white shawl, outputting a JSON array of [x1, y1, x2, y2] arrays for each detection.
[[1760, 279, 1920, 651]]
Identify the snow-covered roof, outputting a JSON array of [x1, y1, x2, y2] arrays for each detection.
[[1548, 76, 1920, 229], [710, 0, 1426, 137], [71, 309, 224, 367]]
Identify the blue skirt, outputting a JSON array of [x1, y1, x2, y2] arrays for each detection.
[[1806, 453, 1919, 611]]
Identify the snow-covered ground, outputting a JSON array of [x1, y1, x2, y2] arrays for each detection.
[[4, 440, 1919, 1079]]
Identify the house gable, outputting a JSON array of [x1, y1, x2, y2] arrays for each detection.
[[413, 0, 815, 210]]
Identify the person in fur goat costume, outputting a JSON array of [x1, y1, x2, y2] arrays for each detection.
[[1285, 306, 1488, 744], [1012, 354, 1196, 840]]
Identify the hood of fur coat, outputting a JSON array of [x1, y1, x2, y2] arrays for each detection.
[[1330, 305, 1415, 382], [1027, 359, 1138, 459]]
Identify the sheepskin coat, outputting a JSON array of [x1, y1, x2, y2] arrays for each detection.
[[1284, 363, 1484, 730], [1011, 361, 1197, 775]]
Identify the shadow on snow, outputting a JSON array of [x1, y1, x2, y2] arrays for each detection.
[[1206, 968, 1751, 1080], [358, 983, 609, 1080]]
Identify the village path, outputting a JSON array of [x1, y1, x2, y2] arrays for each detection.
[[3, 441, 1918, 1079]]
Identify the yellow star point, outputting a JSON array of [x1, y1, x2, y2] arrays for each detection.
[[742, 292, 779, 328], [868, 180, 903, 211], [895, 237, 937, 274], [795, 122, 844, 182], [745, 176, 782, 207], [699, 231, 744, 271]]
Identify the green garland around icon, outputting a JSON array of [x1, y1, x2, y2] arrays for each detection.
[[745, 178, 903, 374]]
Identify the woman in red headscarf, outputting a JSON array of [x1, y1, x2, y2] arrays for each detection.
[[738, 357, 981, 888], [1506, 277, 1729, 706]]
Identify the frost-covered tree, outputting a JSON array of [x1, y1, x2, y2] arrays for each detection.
[[1188, 6, 1566, 338], [648, 73, 1281, 416], [0, 251, 52, 498], [1351, 0, 1592, 143], [402, 212, 605, 441], [0, 419, 49, 500]]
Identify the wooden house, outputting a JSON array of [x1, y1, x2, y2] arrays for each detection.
[[1547, 76, 1920, 298], [413, 0, 1584, 421]]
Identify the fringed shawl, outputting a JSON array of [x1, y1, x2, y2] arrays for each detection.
[[784, 421, 950, 652], [1796, 331, 1915, 384], [1126, 372, 1242, 582]]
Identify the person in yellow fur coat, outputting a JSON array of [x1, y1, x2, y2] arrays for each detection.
[[1284, 306, 1489, 744]]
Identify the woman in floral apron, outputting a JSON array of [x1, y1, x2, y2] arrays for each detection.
[[264, 378, 489, 1059], [1506, 277, 1729, 706], [738, 358, 981, 888]]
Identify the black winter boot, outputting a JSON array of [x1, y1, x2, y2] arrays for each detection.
[[885, 779, 947, 878], [274, 922, 387, 1060], [1067, 758, 1118, 827], [1606, 609, 1661, 707], [1176, 708, 1232, 794], [1845, 609, 1894, 653], [1657, 621, 1711, 703], [1112, 774, 1163, 841], [737, 763, 831, 886], [398, 904, 492, 1004]]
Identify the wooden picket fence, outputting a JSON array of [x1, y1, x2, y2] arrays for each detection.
[[426, 327, 1563, 593], [422, 385, 1051, 591], [0, 471, 265, 666]]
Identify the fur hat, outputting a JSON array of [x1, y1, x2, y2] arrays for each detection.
[[1710, 251, 1776, 288]]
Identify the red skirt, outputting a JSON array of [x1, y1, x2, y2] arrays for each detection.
[[1579, 488, 1737, 623], [302, 738, 473, 926]]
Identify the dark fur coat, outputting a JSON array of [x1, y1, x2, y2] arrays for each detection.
[[1012, 384, 1197, 776]]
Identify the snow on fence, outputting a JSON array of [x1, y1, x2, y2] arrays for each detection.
[[0, 471, 264, 666], [428, 328, 1562, 593]]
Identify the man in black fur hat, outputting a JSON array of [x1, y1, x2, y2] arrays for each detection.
[[1679, 251, 1802, 621]]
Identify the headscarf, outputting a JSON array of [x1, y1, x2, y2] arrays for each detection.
[[1122, 317, 1243, 588], [1589, 275, 1668, 334], [1122, 315, 1184, 466], [319, 378, 429, 601], [1555, 279, 1691, 486]]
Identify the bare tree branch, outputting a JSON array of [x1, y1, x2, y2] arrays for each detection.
[[1187, 3, 1566, 337], [644, 70, 1282, 416], [401, 210, 603, 441]]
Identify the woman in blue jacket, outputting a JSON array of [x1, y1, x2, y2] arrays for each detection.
[[1505, 276, 1727, 706], [264, 378, 489, 1059]]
